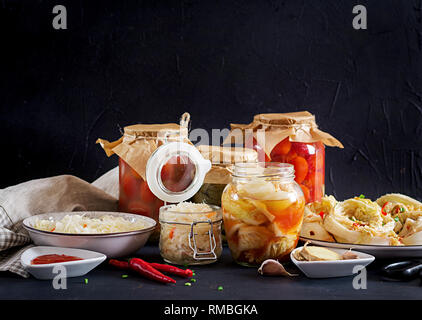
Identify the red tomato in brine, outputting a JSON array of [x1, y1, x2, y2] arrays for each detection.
[[292, 142, 315, 158], [270, 138, 291, 158], [291, 156, 308, 184]]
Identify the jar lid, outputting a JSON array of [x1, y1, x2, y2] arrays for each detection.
[[197, 145, 258, 164], [146, 142, 212, 203], [123, 123, 189, 139], [124, 112, 191, 139], [253, 111, 316, 127]]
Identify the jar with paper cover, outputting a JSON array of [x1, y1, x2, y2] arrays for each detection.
[[97, 113, 196, 240], [224, 111, 343, 203], [191, 145, 258, 206]]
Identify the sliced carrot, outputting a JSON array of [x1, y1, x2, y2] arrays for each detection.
[[169, 227, 176, 239]]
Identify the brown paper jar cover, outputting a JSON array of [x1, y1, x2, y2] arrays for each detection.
[[96, 115, 191, 180], [197, 145, 258, 185], [224, 111, 343, 156], [191, 145, 258, 206]]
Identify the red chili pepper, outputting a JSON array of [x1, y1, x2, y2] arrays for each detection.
[[149, 263, 193, 278], [109, 259, 129, 270], [318, 211, 325, 219], [129, 258, 176, 284], [381, 202, 389, 216]]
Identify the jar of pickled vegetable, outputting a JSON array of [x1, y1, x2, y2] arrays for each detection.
[[221, 162, 305, 266], [159, 202, 223, 265], [224, 112, 343, 203], [191, 145, 258, 206], [118, 155, 195, 222], [97, 114, 193, 240]]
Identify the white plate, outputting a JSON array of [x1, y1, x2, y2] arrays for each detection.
[[21, 246, 106, 280], [300, 237, 422, 259], [291, 246, 375, 278], [23, 211, 156, 258]]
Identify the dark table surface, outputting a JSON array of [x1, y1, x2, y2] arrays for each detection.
[[0, 244, 421, 300]]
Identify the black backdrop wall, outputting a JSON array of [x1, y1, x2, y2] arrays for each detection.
[[1, 0, 422, 201]]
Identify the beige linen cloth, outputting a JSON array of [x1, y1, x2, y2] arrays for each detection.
[[0, 167, 119, 277]]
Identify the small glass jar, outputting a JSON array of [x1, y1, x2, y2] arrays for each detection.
[[221, 162, 305, 266], [159, 204, 223, 265]]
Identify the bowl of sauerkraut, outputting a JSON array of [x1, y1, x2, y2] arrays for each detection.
[[23, 211, 156, 257]]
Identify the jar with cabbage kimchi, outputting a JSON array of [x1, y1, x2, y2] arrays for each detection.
[[224, 112, 343, 203], [221, 162, 305, 266]]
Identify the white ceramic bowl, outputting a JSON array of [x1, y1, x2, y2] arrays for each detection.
[[21, 246, 106, 280], [23, 211, 156, 258], [290, 246, 375, 278]]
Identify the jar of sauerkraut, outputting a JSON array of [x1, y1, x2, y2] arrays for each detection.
[[222, 162, 305, 266], [159, 202, 223, 265]]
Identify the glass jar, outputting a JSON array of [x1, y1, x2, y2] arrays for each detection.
[[191, 145, 258, 206], [224, 112, 343, 204], [118, 156, 196, 226], [97, 114, 193, 240], [270, 140, 325, 203], [159, 204, 223, 265], [221, 162, 305, 266]]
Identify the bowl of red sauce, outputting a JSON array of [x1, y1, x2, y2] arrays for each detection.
[[21, 246, 106, 280]]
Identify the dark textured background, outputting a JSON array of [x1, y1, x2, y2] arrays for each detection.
[[1, 0, 421, 201]]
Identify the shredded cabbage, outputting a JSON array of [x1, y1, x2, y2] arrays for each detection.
[[33, 214, 148, 234]]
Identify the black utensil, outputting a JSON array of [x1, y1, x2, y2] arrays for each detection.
[[381, 260, 422, 281]]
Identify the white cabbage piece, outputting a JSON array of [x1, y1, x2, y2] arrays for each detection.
[[323, 197, 397, 245], [237, 225, 272, 252], [300, 195, 337, 242], [236, 179, 295, 201], [399, 217, 422, 245]]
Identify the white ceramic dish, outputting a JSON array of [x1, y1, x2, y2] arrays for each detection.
[[23, 211, 156, 258], [21, 246, 106, 280], [290, 246, 375, 278], [300, 237, 422, 259]]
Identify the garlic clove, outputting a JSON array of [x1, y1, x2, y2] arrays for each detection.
[[258, 259, 298, 277]]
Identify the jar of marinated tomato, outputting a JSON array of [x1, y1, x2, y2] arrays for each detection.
[[225, 112, 343, 203], [222, 162, 305, 266], [97, 114, 195, 240]]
